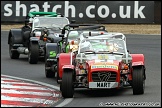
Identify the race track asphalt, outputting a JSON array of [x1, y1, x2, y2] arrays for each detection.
[[1, 31, 161, 107]]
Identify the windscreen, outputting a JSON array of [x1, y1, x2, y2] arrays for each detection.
[[33, 17, 69, 29], [79, 38, 126, 54]]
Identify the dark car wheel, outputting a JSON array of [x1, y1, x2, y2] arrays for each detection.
[[28, 42, 39, 64], [61, 70, 74, 98], [56, 60, 61, 84], [9, 37, 20, 59], [45, 55, 55, 78], [132, 66, 145, 95]]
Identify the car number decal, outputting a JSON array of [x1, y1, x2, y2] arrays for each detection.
[[49, 51, 56, 57], [89, 82, 118, 88]]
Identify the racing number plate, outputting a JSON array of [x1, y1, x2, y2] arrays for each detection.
[[98, 55, 108, 60]]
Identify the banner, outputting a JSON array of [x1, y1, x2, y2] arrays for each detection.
[[1, 1, 154, 23]]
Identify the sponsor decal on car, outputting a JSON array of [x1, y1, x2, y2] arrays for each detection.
[[49, 51, 56, 57], [91, 65, 118, 70]]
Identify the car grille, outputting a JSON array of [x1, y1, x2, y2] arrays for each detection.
[[92, 71, 117, 82]]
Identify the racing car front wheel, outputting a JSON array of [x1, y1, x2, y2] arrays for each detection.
[[132, 66, 145, 95], [56, 60, 61, 84], [28, 42, 39, 64], [9, 37, 20, 59], [45, 55, 55, 78], [61, 70, 74, 98]]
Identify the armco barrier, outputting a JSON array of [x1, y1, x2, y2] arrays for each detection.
[[1, 1, 160, 24]]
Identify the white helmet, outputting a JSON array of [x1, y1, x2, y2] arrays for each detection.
[[80, 41, 92, 52], [68, 31, 79, 38]]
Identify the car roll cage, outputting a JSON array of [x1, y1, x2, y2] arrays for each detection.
[[79, 38, 131, 64], [61, 24, 107, 34], [27, 12, 58, 18]]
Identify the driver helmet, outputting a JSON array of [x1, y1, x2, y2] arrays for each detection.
[[108, 43, 119, 52], [68, 31, 79, 39], [80, 41, 92, 52]]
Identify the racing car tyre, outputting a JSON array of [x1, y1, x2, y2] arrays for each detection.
[[132, 66, 145, 95], [9, 37, 20, 59], [28, 42, 39, 64], [60, 83, 62, 91], [45, 55, 55, 78], [61, 70, 74, 98], [56, 60, 61, 84]]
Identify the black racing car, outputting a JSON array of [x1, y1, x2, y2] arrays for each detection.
[[8, 12, 70, 64]]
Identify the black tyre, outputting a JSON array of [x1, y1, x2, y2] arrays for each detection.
[[45, 55, 55, 78], [132, 66, 145, 95], [61, 70, 74, 98], [60, 78, 62, 91], [56, 60, 61, 84], [28, 42, 39, 64], [9, 37, 20, 59]]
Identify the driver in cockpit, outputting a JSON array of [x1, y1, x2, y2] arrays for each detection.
[[108, 43, 119, 52], [80, 40, 93, 52]]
